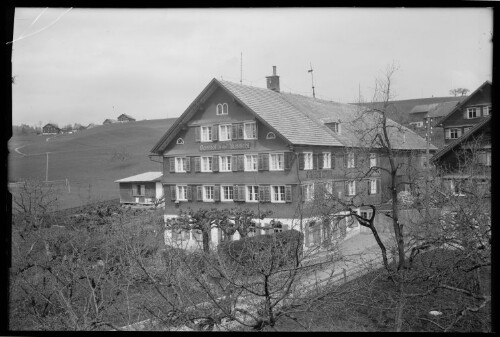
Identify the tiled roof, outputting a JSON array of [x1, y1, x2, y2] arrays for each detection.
[[431, 116, 491, 162], [115, 171, 162, 183], [409, 104, 434, 114], [118, 114, 135, 120], [427, 101, 460, 118]]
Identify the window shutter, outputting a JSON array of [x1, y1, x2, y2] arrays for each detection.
[[187, 186, 193, 201], [184, 157, 191, 172], [197, 186, 203, 201], [238, 124, 244, 139], [238, 186, 246, 201], [377, 179, 381, 194], [195, 126, 201, 142], [284, 152, 292, 170], [194, 157, 201, 172], [259, 185, 265, 202], [231, 124, 238, 140], [265, 186, 271, 201], [457, 129, 462, 138], [367, 180, 371, 195], [313, 153, 319, 170], [214, 185, 220, 201], [233, 185, 240, 201], [212, 155, 219, 172], [343, 154, 347, 168], [258, 153, 269, 171], [132, 184, 138, 196], [318, 154, 324, 169], [354, 153, 358, 168], [169, 158, 175, 173], [171, 185, 177, 201], [232, 156, 238, 172], [344, 181, 348, 196], [212, 125, 218, 141], [314, 183, 323, 200], [285, 185, 292, 202], [237, 155, 244, 171], [299, 153, 305, 170], [331, 154, 335, 169]]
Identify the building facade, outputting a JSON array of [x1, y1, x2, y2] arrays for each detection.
[[42, 123, 61, 135], [115, 172, 163, 206], [117, 114, 136, 122], [151, 67, 435, 250]]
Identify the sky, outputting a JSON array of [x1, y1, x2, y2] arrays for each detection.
[[11, 7, 493, 127]]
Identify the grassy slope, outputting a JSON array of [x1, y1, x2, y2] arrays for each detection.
[[8, 118, 176, 209]]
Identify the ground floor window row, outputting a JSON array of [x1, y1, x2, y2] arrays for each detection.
[[169, 179, 380, 203], [171, 223, 290, 242]]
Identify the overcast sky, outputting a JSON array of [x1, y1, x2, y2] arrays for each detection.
[[11, 7, 492, 127]]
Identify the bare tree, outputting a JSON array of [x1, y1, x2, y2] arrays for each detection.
[[449, 88, 470, 97]]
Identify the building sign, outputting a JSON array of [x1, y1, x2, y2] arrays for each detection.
[[200, 141, 251, 152]]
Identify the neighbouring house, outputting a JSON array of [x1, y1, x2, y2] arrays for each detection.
[[115, 172, 163, 206], [42, 123, 61, 135], [86, 123, 96, 129], [117, 114, 136, 122], [150, 66, 436, 250], [74, 124, 86, 132], [408, 101, 460, 128], [103, 119, 118, 125], [436, 81, 491, 146]]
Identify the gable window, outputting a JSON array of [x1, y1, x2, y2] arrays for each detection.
[[219, 155, 232, 172], [221, 185, 234, 201], [247, 185, 259, 202], [466, 107, 479, 119], [201, 156, 213, 172], [484, 106, 491, 116], [203, 185, 215, 201], [266, 132, 276, 139], [445, 128, 462, 139], [176, 185, 188, 201], [270, 153, 284, 171], [347, 152, 355, 168], [271, 185, 286, 203], [346, 181, 356, 196], [304, 152, 313, 170], [245, 154, 258, 171], [370, 153, 377, 168], [303, 183, 314, 201], [323, 152, 332, 169], [175, 157, 187, 173], [244, 122, 257, 139], [219, 124, 232, 141], [176, 138, 184, 145], [216, 103, 228, 115], [326, 122, 341, 134], [201, 126, 212, 142]]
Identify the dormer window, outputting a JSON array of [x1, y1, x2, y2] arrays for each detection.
[[216, 103, 229, 115], [266, 132, 276, 139], [326, 122, 341, 134], [176, 138, 184, 145]]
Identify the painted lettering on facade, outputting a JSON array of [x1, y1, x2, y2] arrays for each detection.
[[200, 141, 251, 152]]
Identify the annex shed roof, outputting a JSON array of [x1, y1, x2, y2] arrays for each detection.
[[115, 171, 162, 183]]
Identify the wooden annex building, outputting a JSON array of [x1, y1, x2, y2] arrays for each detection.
[[115, 172, 163, 206], [150, 67, 436, 250]]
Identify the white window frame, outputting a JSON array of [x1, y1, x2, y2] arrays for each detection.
[[243, 122, 257, 140], [270, 153, 284, 171], [322, 152, 331, 169], [271, 185, 286, 203], [347, 181, 356, 196], [369, 153, 377, 168], [203, 185, 215, 202], [369, 179, 377, 195], [466, 107, 478, 119], [219, 124, 232, 141], [304, 183, 314, 201], [347, 152, 355, 168], [221, 185, 234, 202], [246, 185, 259, 202], [175, 157, 186, 173], [245, 154, 258, 172], [484, 106, 491, 116], [304, 152, 313, 170], [219, 155, 232, 172], [445, 128, 461, 139], [325, 182, 333, 195], [266, 132, 276, 139], [201, 126, 212, 142], [176, 185, 188, 201], [201, 156, 213, 172]]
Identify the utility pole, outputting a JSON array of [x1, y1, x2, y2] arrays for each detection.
[[308, 63, 315, 98], [45, 152, 49, 182], [240, 52, 243, 85]]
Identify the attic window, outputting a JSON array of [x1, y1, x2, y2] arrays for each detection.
[[176, 138, 184, 145], [326, 122, 341, 134], [216, 103, 229, 115], [266, 132, 276, 139]]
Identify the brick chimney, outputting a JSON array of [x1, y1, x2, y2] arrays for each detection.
[[266, 66, 280, 92]]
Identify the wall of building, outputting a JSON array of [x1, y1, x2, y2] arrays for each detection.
[[119, 182, 157, 204]]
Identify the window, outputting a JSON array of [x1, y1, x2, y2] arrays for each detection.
[[445, 128, 461, 139], [201, 126, 212, 142], [176, 185, 187, 201], [244, 122, 257, 139], [219, 124, 232, 141], [360, 210, 373, 220], [325, 182, 333, 195], [323, 152, 331, 169], [304, 152, 313, 170], [271, 185, 286, 202], [463, 126, 472, 134], [347, 152, 355, 168], [303, 184, 314, 201], [216, 103, 228, 115], [484, 106, 491, 116], [175, 157, 187, 172], [219, 155, 232, 172], [203, 185, 214, 202], [327, 122, 341, 133], [266, 132, 276, 139], [135, 184, 145, 196], [466, 107, 478, 119], [247, 185, 259, 202], [221, 185, 234, 201], [370, 153, 377, 168], [270, 153, 284, 171], [369, 179, 377, 195], [245, 154, 258, 171], [201, 156, 213, 172], [450, 180, 465, 197], [176, 138, 184, 144], [421, 155, 429, 168], [346, 181, 356, 196], [478, 152, 491, 166]]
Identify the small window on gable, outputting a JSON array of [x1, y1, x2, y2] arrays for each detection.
[[216, 103, 228, 115], [325, 122, 341, 134], [176, 138, 184, 145], [266, 132, 276, 139]]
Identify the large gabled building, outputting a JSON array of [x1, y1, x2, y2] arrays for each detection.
[[150, 67, 435, 250]]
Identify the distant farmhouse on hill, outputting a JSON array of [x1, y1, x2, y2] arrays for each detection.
[[117, 114, 136, 122], [103, 119, 118, 125], [86, 123, 96, 129], [42, 123, 61, 135]]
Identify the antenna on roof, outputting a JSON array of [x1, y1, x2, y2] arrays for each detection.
[[240, 52, 243, 85], [308, 62, 315, 98]]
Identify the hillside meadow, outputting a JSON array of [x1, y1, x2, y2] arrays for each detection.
[[8, 118, 176, 209]]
